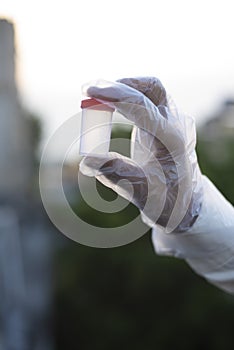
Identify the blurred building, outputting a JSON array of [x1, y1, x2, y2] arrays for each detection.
[[200, 99, 234, 140], [0, 18, 53, 350], [198, 99, 234, 164], [0, 19, 34, 196]]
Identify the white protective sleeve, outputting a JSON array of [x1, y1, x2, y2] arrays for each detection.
[[152, 175, 234, 294]]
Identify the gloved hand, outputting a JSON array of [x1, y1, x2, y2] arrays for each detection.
[[80, 77, 203, 233]]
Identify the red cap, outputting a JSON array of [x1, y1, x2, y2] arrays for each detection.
[[81, 98, 115, 112]]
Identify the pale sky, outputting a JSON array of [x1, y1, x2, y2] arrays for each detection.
[[1, 0, 234, 156]]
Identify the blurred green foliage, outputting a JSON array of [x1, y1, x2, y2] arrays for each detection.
[[26, 110, 42, 166], [55, 124, 234, 350], [197, 133, 234, 205]]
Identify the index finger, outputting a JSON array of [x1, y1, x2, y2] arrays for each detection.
[[85, 80, 168, 138], [117, 76, 168, 106]]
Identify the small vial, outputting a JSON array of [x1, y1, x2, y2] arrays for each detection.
[[79, 98, 114, 156]]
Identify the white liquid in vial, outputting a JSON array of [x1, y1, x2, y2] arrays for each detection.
[[79, 108, 113, 156]]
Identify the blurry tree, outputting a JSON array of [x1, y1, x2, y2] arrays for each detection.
[[24, 109, 42, 167], [197, 129, 234, 205]]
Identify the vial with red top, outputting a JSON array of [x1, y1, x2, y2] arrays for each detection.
[[80, 98, 114, 156]]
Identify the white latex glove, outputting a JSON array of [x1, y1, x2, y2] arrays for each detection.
[[152, 175, 234, 293], [80, 77, 203, 232]]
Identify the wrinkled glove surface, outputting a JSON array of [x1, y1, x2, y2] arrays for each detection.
[[80, 77, 203, 232]]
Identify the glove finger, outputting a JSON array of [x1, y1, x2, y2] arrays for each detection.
[[85, 80, 171, 140], [117, 76, 168, 106], [85, 80, 186, 155], [80, 152, 148, 210]]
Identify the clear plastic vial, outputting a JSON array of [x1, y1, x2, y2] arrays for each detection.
[[79, 98, 114, 156]]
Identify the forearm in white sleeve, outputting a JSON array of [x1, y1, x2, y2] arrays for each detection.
[[152, 175, 234, 294]]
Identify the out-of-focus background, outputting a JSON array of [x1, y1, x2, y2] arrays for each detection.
[[0, 0, 234, 349]]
